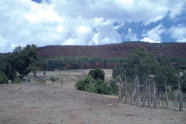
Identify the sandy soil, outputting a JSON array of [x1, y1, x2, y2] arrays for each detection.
[[0, 83, 186, 124]]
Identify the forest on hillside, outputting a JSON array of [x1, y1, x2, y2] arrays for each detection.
[[38, 42, 186, 58], [41, 57, 125, 70], [41, 56, 186, 71]]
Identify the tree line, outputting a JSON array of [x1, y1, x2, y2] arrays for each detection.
[[41, 56, 126, 71], [41, 53, 186, 72]]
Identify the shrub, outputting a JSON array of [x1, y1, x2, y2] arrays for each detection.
[[109, 80, 118, 94], [85, 83, 96, 93], [50, 76, 56, 82], [75, 79, 84, 90], [0, 73, 8, 84], [27, 78, 30, 82], [88, 69, 105, 81], [94, 79, 111, 94], [14, 78, 22, 83], [43, 72, 46, 75], [75, 75, 93, 91], [76, 73, 114, 95]]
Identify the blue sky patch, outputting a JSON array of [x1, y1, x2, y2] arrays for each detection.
[[31, 0, 42, 3]]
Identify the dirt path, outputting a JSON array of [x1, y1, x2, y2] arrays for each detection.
[[0, 83, 185, 124]]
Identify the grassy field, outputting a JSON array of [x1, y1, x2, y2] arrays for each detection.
[[29, 69, 113, 89], [0, 69, 186, 124]]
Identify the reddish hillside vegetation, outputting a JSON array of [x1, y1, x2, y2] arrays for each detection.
[[38, 42, 186, 58]]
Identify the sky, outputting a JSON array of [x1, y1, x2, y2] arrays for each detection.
[[0, 0, 186, 52]]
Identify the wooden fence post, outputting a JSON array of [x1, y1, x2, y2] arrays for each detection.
[[153, 81, 157, 108], [125, 75, 128, 104], [165, 79, 169, 109], [117, 76, 122, 103], [136, 75, 139, 105], [178, 78, 183, 111], [143, 76, 148, 106]]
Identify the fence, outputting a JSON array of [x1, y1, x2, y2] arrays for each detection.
[[117, 76, 186, 111]]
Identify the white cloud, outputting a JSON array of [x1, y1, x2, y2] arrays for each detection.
[[142, 24, 165, 42], [169, 2, 185, 19], [77, 26, 91, 34], [56, 25, 64, 33], [93, 18, 113, 26], [24, 5, 63, 23], [115, 0, 134, 10], [141, 38, 161, 43], [90, 33, 99, 45], [125, 28, 138, 41], [0, 0, 185, 52], [169, 25, 186, 42], [62, 38, 75, 45]]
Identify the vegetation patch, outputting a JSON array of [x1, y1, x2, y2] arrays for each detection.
[[75, 69, 118, 95]]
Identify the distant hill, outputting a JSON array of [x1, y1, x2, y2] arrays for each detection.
[[38, 42, 186, 58]]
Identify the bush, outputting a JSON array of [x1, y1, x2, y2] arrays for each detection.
[[94, 79, 111, 94], [50, 76, 56, 82], [43, 72, 46, 75], [75, 72, 117, 95], [75, 79, 84, 90], [85, 83, 96, 93], [14, 78, 22, 83], [75, 75, 111, 94], [88, 69, 105, 81], [0, 73, 8, 84], [27, 78, 30, 82], [75, 75, 93, 91], [109, 80, 118, 94]]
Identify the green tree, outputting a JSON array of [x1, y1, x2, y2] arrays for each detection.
[[29, 59, 42, 76], [0, 73, 8, 84], [126, 47, 159, 77], [113, 48, 161, 107], [13, 44, 39, 79], [0, 53, 16, 81], [181, 72, 186, 93], [156, 58, 176, 86], [88, 68, 105, 81]]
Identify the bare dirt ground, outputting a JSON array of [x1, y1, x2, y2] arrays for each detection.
[[0, 69, 186, 124]]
